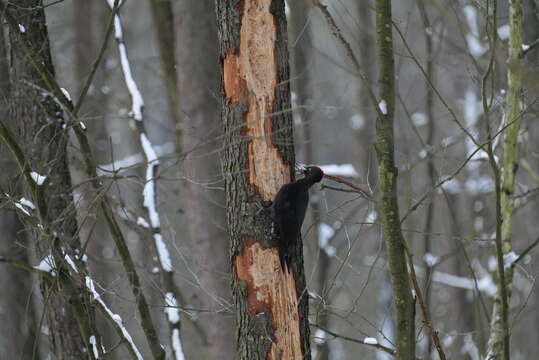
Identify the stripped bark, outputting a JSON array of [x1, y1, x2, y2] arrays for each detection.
[[374, 0, 416, 359], [215, 0, 310, 358]]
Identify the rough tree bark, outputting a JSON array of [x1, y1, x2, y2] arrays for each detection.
[[215, 0, 311, 358], [0, 21, 39, 360], [5, 1, 100, 358], [374, 0, 416, 359]]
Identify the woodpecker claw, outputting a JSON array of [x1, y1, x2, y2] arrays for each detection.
[[255, 200, 273, 218]]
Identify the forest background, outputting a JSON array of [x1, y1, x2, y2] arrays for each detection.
[[1, 0, 539, 359]]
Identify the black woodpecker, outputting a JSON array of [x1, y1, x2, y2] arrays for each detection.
[[268, 166, 324, 271]]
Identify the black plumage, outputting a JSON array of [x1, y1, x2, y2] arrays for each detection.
[[269, 166, 324, 271]]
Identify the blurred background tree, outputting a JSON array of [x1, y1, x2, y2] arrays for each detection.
[[0, 0, 538, 359]]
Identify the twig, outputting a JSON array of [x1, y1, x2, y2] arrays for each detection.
[[519, 37, 539, 58], [400, 106, 534, 224], [312, 0, 380, 116], [0, 2, 165, 358], [0, 256, 52, 276], [511, 237, 539, 268], [73, 0, 119, 115], [323, 174, 372, 199], [392, 21, 485, 153], [104, 1, 185, 358], [311, 323, 396, 356], [404, 249, 447, 360], [320, 184, 362, 194]]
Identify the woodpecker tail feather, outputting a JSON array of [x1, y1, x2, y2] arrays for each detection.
[[278, 246, 289, 272]]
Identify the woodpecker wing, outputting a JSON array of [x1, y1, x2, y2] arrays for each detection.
[[273, 183, 301, 240], [272, 181, 309, 269]]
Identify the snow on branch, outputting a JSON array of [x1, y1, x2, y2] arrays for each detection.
[[30, 171, 46, 185], [378, 99, 388, 115], [104, 0, 175, 277], [64, 254, 79, 274], [14, 202, 31, 216], [5, 193, 37, 217], [364, 337, 378, 345], [97, 141, 174, 175], [154, 234, 172, 272], [34, 254, 56, 274], [164, 292, 181, 324], [89, 335, 100, 359], [85, 276, 143, 360], [141, 133, 161, 230], [105, 0, 174, 274], [172, 329, 185, 360], [104, 2, 185, 358], [105, 0, 144, 121], [19, 197, 36, 210]]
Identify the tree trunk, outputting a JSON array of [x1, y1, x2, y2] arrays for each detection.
[[215, 0, 311, 358], [486, 0, 523, 358], [5, 1, 100, 358], [0, 24, 39, 358], [415, 0, 436, 356], [149, 0, 182, 147], [176, 0, 235, 358], [374, 0, 416, 358]]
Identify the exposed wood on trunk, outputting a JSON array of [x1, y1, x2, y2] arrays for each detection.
[[216, 0, 310, 358], [223, 0, 289, 197], [235, 240, 302, 358]]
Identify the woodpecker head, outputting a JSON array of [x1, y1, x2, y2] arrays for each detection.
[[302, 166, 324, 185]]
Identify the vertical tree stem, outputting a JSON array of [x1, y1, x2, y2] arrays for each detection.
[[485, 0, 523, 359], [374, 0, 416, 358]]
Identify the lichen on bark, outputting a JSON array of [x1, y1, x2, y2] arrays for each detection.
[[374, 0, 416, 358]]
